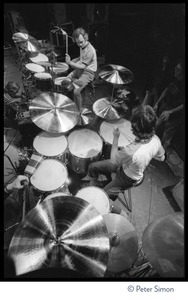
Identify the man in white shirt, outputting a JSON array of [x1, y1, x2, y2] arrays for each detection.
[[86, 105, 165, 201], [65, 27, 97, 110]]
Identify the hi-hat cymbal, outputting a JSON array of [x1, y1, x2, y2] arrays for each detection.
[[8, 196, 110, 278], [29, 92, 79, 133], [12, 32, 40, 53], [98, 64, 134, 85], [103, 214, 138, 272], [142, 212, 184, 278], [93, 97, 128, 120]]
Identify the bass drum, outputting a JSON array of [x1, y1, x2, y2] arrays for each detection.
[[68, 129, 103, 174]]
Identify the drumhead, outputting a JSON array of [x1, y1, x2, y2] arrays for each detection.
[[30, 52, 49, 63], [76, 186, 110, 215], [34, 72, 52, 79], [68, 129, 103, 158], [54, 77, 71, 86], [51, 63, 69, 74], [33, 132, 67, 157], [25, 63, 45, 73], [30, 159, 67, 192], [100, 119, 135, 148]]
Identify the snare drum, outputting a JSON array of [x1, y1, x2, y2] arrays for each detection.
[[33, 131, 68, 163], [76, 187, 110, 215], [99, 119, 135, 158], [30, 159, 68, 193], [34, 72, 52, 91], [25, 63, 45, 74], [68, 129, 103, 173], [50, 63, 69, 78], [54, 77, 71, 95], [29, 52, 49, 63]]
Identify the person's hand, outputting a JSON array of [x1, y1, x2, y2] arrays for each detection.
[[160, 110, 171, 121], [11, 175, 29, 190], [113, 127, 120, 139], [65, 54, 71, 64]]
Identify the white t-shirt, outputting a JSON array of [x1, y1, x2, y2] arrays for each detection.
[[115, 134, 165, 180], [80, 42, 97, 73]]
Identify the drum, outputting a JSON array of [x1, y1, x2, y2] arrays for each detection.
[[30, 159, 68, 194], [50, 63, 69, 78], [33, 131, 68, 163], [34, 72, 52, 91], [29, 52, 49, 63], [76, 187, 110, 215], [99, 119, 135, 158], [25, 63, 45, 74], [68, 129, 103, 173], [54, 77, 71, 95]]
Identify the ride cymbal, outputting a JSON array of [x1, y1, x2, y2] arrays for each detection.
[[103, 214, 138, 273], [98, 64, 134, 85], [142, 212, 184, 278], [8, 196, 110, 278], [29, 92, 79, 133], [12, 32, 40, 53]]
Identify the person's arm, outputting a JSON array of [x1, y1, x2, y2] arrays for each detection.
[[65, 54, 86, 70], [154, 87, 168, 109], [154, 144, 165, 161], [160, 104, 183, 121], [72, 57, 80, 63], [4, 175, 29, 194], [110, 127, 120, 163]]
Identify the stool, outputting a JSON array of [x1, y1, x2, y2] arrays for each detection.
[[118, 174, 145, 212]]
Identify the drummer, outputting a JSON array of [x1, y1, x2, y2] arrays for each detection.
[[84, 105, 165, 201], [65, 27, 97, 110]]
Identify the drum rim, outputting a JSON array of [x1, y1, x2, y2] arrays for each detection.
[[25, 63, 45, 72], [30, 159, 68, 192], [43, 192, 70, 201], [68, 129, 103, 157], [33, 133, 68, 156]]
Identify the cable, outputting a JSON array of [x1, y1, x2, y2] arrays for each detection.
[[4, 128, 19, 153]]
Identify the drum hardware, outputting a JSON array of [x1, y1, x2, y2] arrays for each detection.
[[29, 92, 79, 133], [142, 212, 184, 278], [103, 213, 138, 273], [67, 129, 103, 174], [8, 196, 110, 277], [76, 186, 110, 215]]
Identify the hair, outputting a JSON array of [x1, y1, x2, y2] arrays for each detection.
[[4, 82, 20, 94], [131, 105, 157, 140], [72, 27, 89, 42]]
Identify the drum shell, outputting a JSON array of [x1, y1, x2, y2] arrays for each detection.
[[34, 73, 52, 91], [68, 151, 102, 174]]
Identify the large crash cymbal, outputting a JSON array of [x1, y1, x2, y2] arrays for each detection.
[[12, 32, 40, 53], [103, 214, 138, 273], [93, 97, 128, 120], [142, 212, 184, 278], [29, 92, 79, 133], [8, 196, 110, 278], [98, 64, 134, 85]]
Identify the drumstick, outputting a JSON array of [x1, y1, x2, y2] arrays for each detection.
[[66, 34, 68, 55]]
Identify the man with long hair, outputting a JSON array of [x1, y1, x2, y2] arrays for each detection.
[[86, 105, 165, 201]]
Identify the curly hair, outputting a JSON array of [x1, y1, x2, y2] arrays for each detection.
[[131, 105, 157, 140]]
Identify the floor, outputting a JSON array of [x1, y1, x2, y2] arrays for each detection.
[[4, 46, 184, 278]]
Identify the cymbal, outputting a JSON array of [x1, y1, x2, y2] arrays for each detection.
[[12, 32, 40, 53], [142, 212, 184, 278], [51, 63, 69, 74], [29, 92, 79, 133], [77, 107, 93, 126], [98, 64, 134, 85], [103, 214, 138, 272], [36, 61, 52, 67], [8, 196, 110, 277], [93, 97, 127, 120]]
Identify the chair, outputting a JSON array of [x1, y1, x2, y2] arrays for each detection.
[[117, 174, 145, 213]]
